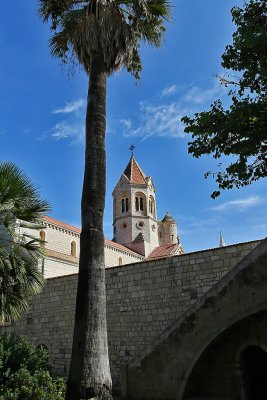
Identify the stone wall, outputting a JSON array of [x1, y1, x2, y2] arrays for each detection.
[[105, 243, 144, 268], [0, 240, 260, 394], [43, 257, 78, 279]]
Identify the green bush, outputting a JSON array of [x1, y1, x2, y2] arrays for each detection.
[[0, 335, 65, 400]]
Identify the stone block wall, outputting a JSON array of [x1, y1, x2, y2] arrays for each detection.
[[0, 240, 260, 394]]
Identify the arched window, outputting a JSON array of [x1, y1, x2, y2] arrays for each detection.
[[118, 257, 123, 266], [135, 193, 146, 213], [40, 230, 46, 247], [121, 196, 129, 213], [135, 197, 139, 211], [140, 197, 144, 211], [71, 241, 77, 257], [149, 196, 155, 217]]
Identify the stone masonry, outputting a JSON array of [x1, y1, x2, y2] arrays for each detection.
[[0, 239, 261, 395]]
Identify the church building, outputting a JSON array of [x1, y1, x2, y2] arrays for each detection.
[[37, 155, 184, 278]]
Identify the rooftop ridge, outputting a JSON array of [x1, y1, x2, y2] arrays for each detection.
[[42, 216, 81, 233]]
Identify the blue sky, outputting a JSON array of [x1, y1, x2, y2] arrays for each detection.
[[0, 0, 266, 252]]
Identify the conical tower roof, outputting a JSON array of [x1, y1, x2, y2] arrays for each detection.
[[162, 211, 176, 223], [123, 156, 147, 184]]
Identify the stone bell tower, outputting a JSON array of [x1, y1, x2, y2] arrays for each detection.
[[112, 156, 159, 257]]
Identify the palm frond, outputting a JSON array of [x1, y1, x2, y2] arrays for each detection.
[[38, 0, 172, 79], [0, 162, 48, 323]]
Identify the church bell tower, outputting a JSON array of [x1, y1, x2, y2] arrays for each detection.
[[112, 156, 159, 257]]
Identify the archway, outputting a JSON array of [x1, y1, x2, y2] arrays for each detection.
[[182, 311, 267, 399], [240, 346, 267, 400]]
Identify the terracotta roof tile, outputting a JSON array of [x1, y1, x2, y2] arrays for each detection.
[[148, 244, 180, 260], [45, 249, 78, 264], [123, 156, 147, 184], [105, 239, 144, 257], [42, 216, 80, 233]]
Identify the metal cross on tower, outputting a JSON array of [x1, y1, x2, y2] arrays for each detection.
[[129, 144, 136, 156]]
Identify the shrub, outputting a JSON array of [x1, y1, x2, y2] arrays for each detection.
[[0, 335, 65, 400]]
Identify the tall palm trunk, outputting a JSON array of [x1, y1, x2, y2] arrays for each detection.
[[66, 55, 112, 400]]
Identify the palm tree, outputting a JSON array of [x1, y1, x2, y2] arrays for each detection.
[[0, 162, 50, 324], [38, 1, 171, 399]]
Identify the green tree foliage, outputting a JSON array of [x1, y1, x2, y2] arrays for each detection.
[[0, 335, 65, 400], [0, 162, 50, 323], [182, 0, 267, 198]]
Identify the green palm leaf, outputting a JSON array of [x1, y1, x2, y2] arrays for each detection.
[[0, 162, 49, 324]]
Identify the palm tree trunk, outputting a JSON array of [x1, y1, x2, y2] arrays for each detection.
[[66, 54, 112, 400]]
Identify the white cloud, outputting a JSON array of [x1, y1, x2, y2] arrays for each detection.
[[120, 119, 132, 129], [52, 99, 85, 114], [121, 102, 187, 140], [211, 196, 265, 212], [52, 121, 84, 142], [183, 84, 222, 105], [161, 84, 178, 97]]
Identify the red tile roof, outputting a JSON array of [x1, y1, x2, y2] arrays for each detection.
[[148, 244, 180, 260], [42, 216, 81, 233], [123, 156, 147, 184], [105, 240, 144, 257], [45, 249, 78, 264]]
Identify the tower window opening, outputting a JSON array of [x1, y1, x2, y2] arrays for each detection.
[[149, 196, 155, 217], [121, 197, 129, 213], [71, 241, 77, 257], [140, 197, 144, 211], [118, 257, 123, 266], [135, 195, 145, 212], [135, 197, 139, 211]]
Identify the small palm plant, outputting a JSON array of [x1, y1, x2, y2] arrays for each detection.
[[0, 162, 50, 324], [38, 1, 171, 399]]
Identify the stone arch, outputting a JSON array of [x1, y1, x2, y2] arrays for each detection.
[[119, 192, 130, 215], [134, 191, 147, 215], [182, 311, 267, 399], [126, 239, 267, 400]]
